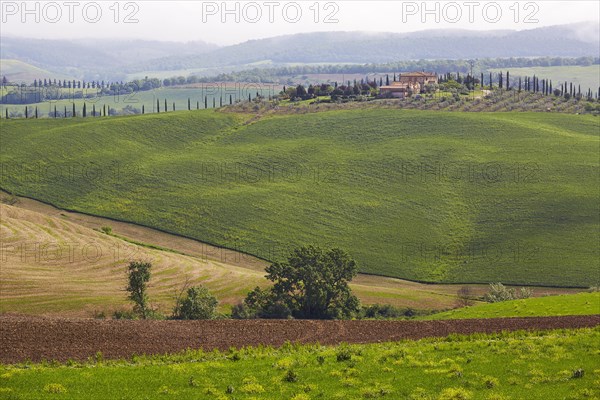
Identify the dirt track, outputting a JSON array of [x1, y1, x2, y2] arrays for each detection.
[[1, 315, 598, 363]]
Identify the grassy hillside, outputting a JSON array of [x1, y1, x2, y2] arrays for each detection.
[[0, 204, 265, 315], [1, 328, 599, 399], [1, 110, 598, 286], [1, 203, 474, 316], [426, 293, 600, 320]]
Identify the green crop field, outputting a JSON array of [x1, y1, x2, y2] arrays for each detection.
[[0, 109, 598, 286], [489, 65, 600, 94], [425, 292, 600, 320], [1, 328, 599, 399], [0, 86, 278, 117]]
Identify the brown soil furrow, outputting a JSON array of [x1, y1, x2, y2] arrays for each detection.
[[1, 315, 598, 364]]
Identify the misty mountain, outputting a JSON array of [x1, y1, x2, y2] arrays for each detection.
[[132, 24, 599, 72], [1, 23, 598, 81], [0, 37, 218, 79]]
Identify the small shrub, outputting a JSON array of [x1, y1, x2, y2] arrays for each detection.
[[484, 283, 533, 303], [361, 304, 405, 319], [571, 368, 585, 379], [172, 285, 218, 320], [112, 309, 137, 320], [226, 385, 235, 394], [316, 355, 325, 365], [484, 377, 499, 389], [336, 347, 352, 362], [100, 226, 112, 235], [284, 369, 299, 383]]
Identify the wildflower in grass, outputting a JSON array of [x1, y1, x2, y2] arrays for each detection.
[[437, 387, 472, 400], [291, 394, 311, 400], [483, 376, 499, 389], [43, 383, 67, 394]]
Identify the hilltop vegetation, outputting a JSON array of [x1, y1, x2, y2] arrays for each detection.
[[1, 110, 598, 287]]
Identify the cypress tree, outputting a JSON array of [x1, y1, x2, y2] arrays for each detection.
[[205, 96, 207, 109], [83, 103, 87, 117], [72, 103, 76, 117], [103, 104, 106, 116], [248, 93, 251, 102], [230, 94, 233, 105], [25, 107, 28, 118], [386, 75, 390, 85], [54, 106, 57, 118], [518, 77, 522, 92], [5, 109, 8, 119], [489, 73, 492, 90], [172, 102, 175, 111], [164, 99, 167, 112], [35, 107, 38, 119], [541, 79, 545, 94], [93, 104, 96, 116], [506, 71, 510, 90], [142, 105, 144, 114], [188, 98, 191, 111], [499, 72, 503, 89], [197, 101, 199, 110], [213, 97, 216, 108], [157, 99, 160, 113], [64, 106, 67, 118], [220, 97, 223, 107]]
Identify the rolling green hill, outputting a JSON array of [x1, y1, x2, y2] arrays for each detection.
[[426, 292, 600, 320], [0, 109, 598, 286]]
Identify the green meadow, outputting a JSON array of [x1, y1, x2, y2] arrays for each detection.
[[0, 85, 278, 116], [489, 65, 600, 93], [0, 109, 598, 286], [1, 328, 599, 399], [425, 292, 600, 320]]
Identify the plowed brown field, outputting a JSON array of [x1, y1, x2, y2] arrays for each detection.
[[1, 315, 598, 364]]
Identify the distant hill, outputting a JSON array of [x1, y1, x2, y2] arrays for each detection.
[[2, 23, 598, 80], [0, 37, 218, 80], [0, 59, 76, 82], [129, 24, 600, 72]]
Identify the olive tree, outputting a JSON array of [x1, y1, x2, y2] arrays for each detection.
[[126, 261, 152, 319], [244, 246, 360, 319]]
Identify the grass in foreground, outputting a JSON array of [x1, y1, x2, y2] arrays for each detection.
[[0, 328, 599, 399], [425, 292, 600, 320]]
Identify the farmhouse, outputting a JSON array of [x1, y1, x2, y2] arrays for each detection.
[[380, 72, 438, 98]]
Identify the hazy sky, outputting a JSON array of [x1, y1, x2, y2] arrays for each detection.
[[1, 1, 598, 45]]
